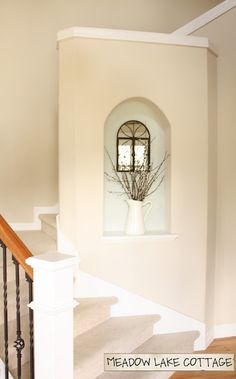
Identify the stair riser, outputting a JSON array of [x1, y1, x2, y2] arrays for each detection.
[[75, 323, 155, 379], [41, 221, 57, 241], [74, 303, 112, 337]]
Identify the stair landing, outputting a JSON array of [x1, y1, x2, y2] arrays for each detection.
[[17, 230, 57, 255]]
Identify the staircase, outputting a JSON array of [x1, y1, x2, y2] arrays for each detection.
[[1, 214, 198, 379]]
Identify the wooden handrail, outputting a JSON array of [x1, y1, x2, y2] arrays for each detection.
[[0, 214, 33, 280]]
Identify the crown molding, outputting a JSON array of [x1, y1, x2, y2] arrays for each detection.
[[173, 0, 236, 36], [57, 27, 209, 49]]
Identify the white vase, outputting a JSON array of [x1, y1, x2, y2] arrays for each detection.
[[125, 199, 152, 235]]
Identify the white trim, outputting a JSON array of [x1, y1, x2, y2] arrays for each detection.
[[214, 323, 236, 338], [102, 232, 178, 242], [29, 252, 77, 379], [26, 252, 78, 271], [10, 203, 59, 231], [205, 327, 215, 347], [203, 323, 236, 347], [57, 26, 209, 49], [76, 270, 206, 351], [173, 0, 236, 36], [56, 215, 79, 256]]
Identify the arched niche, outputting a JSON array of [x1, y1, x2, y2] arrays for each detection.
[[104, 97, 170, 234]]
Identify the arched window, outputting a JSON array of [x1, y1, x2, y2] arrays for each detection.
[[116, 120, 150, 172]]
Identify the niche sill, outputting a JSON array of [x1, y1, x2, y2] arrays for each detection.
[[102, 231, 178, 241]]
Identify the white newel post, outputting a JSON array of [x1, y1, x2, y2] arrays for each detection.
[[26, 252, 79, 379]]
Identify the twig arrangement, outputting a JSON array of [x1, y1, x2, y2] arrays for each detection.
[[105, 148, 169, 201]]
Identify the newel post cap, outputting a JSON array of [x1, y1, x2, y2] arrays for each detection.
[[26, 251, 79, 271]]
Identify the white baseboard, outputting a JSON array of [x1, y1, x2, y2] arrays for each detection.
[[10, 204, 59, 231], [76, 270, 206, 350], [205, 327, 215, 347], [204, 323, 236, 348], [214, 323, 236, 338], [198, 323, 236, 350]]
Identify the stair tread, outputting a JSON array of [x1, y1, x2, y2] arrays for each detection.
[[74, 297, 118, 336], [133, 331, 200, 353], [39, 213, 57, 227], [74, 315, 160, 378], [17, 230, 57, 255], [75, 314, 160, 352]]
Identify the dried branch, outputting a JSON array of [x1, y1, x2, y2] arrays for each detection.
[[105, 148, 169, 201]]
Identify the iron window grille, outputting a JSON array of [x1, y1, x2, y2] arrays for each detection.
[[116, 120, 150, 172]]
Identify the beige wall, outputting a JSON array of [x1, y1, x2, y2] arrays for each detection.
[[0, 2, 59, 222], [0, 0, 221, 222], [197, 8, 236, 326], [59, 37, 214, 321]]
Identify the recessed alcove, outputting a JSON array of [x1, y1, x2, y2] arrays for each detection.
[[104, 97, 170, 235]]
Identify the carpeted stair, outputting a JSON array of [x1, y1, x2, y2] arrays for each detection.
[[0, 214, 198, 379]]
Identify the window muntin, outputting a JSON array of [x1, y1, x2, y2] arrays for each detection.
[[116, 120, 150, 172]]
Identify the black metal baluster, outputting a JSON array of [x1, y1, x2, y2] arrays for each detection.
[[12, 256, 25, 379], [25, 274, 34, 379], [1, 240, 9, 379]]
